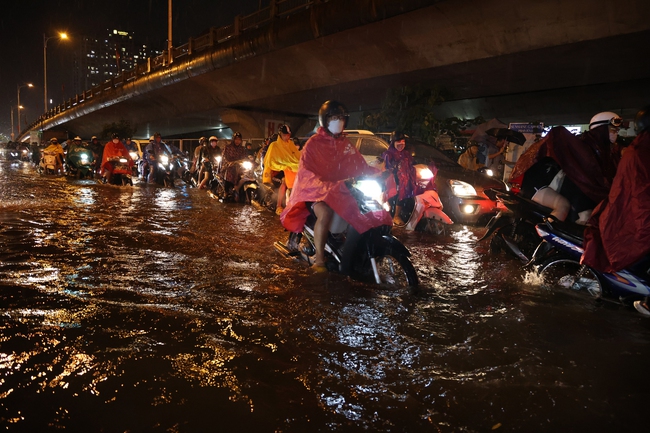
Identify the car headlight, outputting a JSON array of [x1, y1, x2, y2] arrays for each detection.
[[242, 160, 253, 170], [129, 152, 138, 160], [356, 179, 382, 199], [419, 168, 434, 180], [160, 155, 169, 165], [449, 180, 477, 197]]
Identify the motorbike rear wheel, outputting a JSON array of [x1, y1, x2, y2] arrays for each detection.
[[538, 256, 602, 298]]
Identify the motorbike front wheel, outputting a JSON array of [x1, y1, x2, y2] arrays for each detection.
[[538, 257, 602, 298], [371, 246, 419, 290]]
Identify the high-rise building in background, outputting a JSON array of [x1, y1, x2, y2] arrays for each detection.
[[78, 29, 162, 90]]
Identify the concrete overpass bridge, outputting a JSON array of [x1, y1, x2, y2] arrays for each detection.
[[19, 0, 650, 142]]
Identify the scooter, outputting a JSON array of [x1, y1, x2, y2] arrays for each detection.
[[478, 190, 553, 263], [211, 157, 258, 203], [274, 178, 419, 289], [398, 164, 454, 234], [151, 153, 189, 187], [38, 151, 62, 175], [105, 157, 133, 186], [530, 218, 650, 316], [66, 147, 95, 179]]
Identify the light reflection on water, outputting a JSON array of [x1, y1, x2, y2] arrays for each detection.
[[1, 161, 650, 431]]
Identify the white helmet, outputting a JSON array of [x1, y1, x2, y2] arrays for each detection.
[[209, 136, 218, 142], [589, 112, 623, 130]]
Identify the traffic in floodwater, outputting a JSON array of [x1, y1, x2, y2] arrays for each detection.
[[1, 159, 649, 432]]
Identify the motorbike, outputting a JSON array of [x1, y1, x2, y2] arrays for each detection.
[[211, 157, 258, 203], [38, 151, 62, 175], [478, 190, 552, 263], [394, 164, 454, 234], [66, 147, 95, 179], [151, 152, 189, 187], [105, 157, 133, 186], [128, 150, 140, 178], [18, 145, 31, 162], [530, 218, 650, 316], [274, 178, 419, 289]]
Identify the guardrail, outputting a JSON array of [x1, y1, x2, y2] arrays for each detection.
[[23, 0, 323, 137]]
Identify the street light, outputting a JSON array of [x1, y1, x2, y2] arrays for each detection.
[[43, 32, 68, 113], [17, 83, 34, 135]]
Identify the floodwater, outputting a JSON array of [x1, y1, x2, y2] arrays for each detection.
[[1, 159, 649, 432]]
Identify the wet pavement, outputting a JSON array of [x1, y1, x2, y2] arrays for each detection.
[[1, 159, 649, 432]]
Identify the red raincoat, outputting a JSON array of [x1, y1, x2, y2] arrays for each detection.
[[581, 131, 650, 272], [280, 128, 392, 234], [509, 126, 611, 204], [101, 140, 133, 175]]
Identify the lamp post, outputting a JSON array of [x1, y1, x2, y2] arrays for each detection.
[[17, 83, 34, 136], [10, 107, 15, 141], [43, 32, 68, 113]]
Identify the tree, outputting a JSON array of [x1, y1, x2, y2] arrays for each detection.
[[360, 84, 483, 147], [101, 119, 137, 140]]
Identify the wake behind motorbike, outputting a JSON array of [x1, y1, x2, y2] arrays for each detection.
[[274, 178, 419, 290], [529, 218, 650, 316]]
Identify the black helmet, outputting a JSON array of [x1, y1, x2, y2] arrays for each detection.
[[635, 105, 650, 134], [318, 100, 349, 129], [111, 132, 120, 139], [278, 124, 291, 135], [232, 132, 243, 140], [390, 131, 406, 144]]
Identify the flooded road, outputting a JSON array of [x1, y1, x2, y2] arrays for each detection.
[[1, 159, 649, 432]]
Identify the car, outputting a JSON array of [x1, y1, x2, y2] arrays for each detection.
[[345, 131, 508, 224]]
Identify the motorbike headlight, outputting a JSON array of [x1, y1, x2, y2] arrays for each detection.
[[81, 154, 88, 161], [216, 156, 222, 164], [356, 179, 382, 199], [160, 155, 169, 165], [22, 149, 28, 154], [241, 160, 253, 170], [129, 152, 138, 160], [484, 169, 494, 177], [419, 168, 434, 180], [449, 180, 477, 197], [119, 158, 128, 163]]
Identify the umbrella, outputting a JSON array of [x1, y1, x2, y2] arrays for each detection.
[[485, 128, 526, 145], [470, 118, 507, 146]]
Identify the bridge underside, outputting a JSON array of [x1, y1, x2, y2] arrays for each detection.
[[34, 0, 650, 140]]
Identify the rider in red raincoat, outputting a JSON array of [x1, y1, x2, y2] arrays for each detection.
[[280, 101, 392, 272], [582, 107, 650, 272], [101, 133, 133, 182]]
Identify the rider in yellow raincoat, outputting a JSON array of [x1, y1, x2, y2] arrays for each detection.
[[262, 124, 301, 214]]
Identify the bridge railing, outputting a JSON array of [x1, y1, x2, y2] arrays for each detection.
[[25, 0, 323, 137]]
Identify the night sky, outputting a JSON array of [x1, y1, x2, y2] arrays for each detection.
[[0, 0, 263, 138]]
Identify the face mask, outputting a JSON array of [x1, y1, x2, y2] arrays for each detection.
[[112, 139, 119, 144], [609, 131, 618, 144], [328, 119, 344, 135]]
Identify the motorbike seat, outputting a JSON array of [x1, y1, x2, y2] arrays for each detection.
[[546, 219, 585, 245]]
